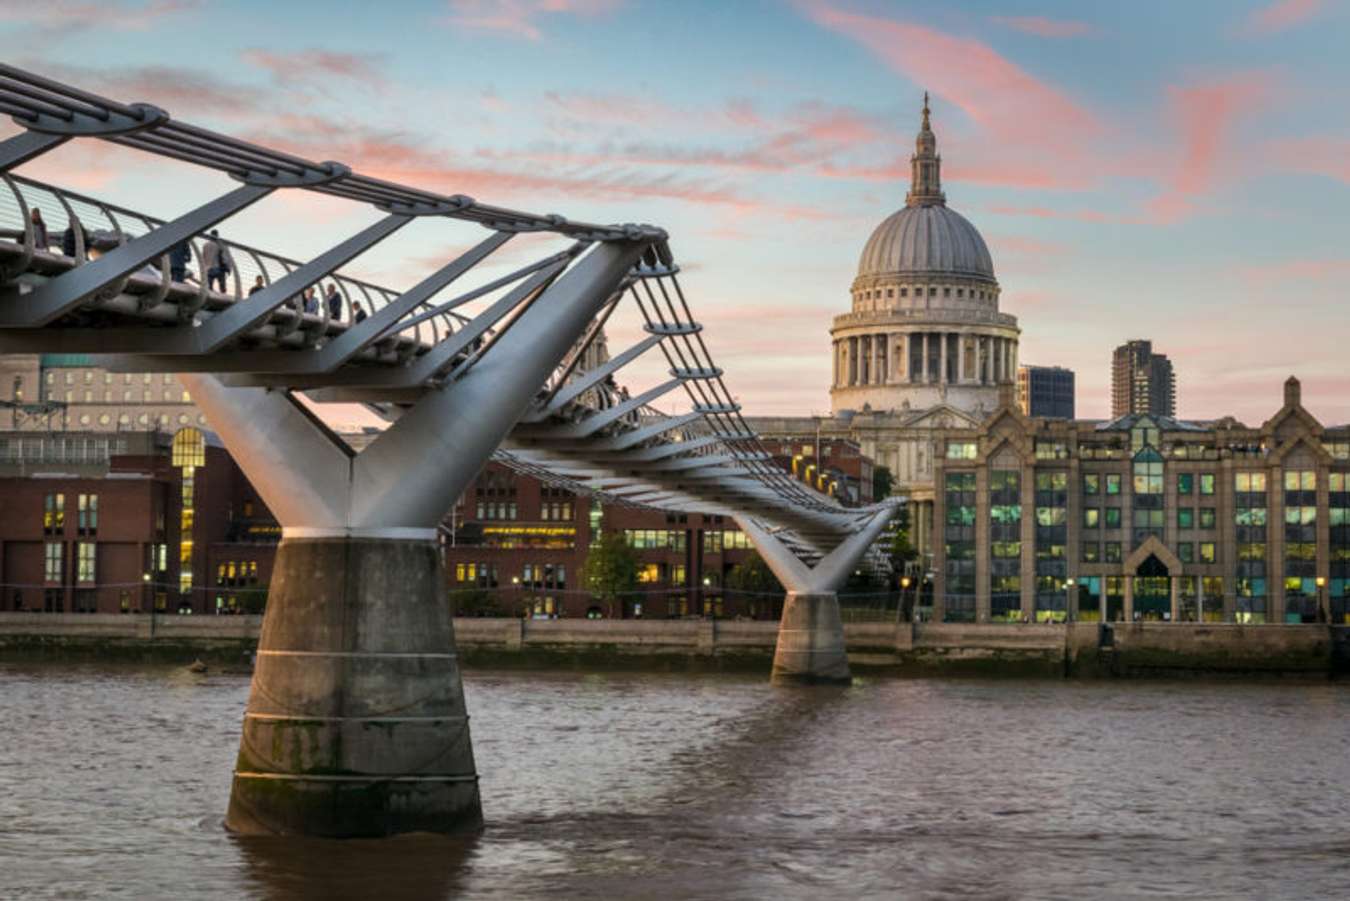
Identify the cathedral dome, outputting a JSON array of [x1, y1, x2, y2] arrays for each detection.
[[856, 204, 995, 282], [854, 92, 996, 285]]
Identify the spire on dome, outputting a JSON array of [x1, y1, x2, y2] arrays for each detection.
[[906, 91, 945, 207]]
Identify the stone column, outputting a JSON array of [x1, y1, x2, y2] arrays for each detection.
[[1123, 575, 1135, 622], [1197, 576, 1205, 622], [956, 332, 966, 385], [848, 336, 858, 385], [921, 333, 930, 384], [831, 340, 839, 388], [939, 331, 949, 385], [773, 592, 849, 683], [226, 537, 479, 837], [1020, 461, 1036, 621], [1170, 575, 1180, 623], [975, 466, 990, 623]]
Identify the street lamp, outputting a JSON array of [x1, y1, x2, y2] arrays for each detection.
[[1065, 577, 1076, 624], [1316, 575, 1328, 624], [898, 575, 912, 624]]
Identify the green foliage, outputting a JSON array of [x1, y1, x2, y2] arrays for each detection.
[[888, 504, 918, 573], [725, 553, 782, 596], [581, 530, 639, 604], [873, 465, 894, 500]]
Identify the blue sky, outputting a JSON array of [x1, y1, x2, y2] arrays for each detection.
[[3, 0, 1348, 427]]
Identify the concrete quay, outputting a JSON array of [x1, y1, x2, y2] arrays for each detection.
[[3, 612, 1349, 678]]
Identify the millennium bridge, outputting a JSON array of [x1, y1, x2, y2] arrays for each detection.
[[0, 64, 900, 837]]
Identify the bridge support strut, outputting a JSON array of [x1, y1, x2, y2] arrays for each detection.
[[737, 508, 897, 685], [175, 240, 646, 837]]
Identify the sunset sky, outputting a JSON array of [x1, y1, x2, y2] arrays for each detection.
[[3, 0, 1348, 427]]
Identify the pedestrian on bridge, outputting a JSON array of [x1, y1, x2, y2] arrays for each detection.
[[60, 221, 88, 259], [202, 230, 233, 294], [169, 240, 194, 283], [325, 283, 343, 321], [353, 302, 367, 323], [302, 286, 318, 314], [248, 275, 265, 296], [29, 208, 48, 249]]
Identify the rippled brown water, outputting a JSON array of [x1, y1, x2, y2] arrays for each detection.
[[2, 663, 1350, 899]]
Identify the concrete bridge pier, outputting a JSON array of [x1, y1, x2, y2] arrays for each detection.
[[738, 508, 898, 685], [226, 533, 478, 837], [173, 240, 646, 836]]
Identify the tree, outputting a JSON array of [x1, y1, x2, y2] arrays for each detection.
[[873, 465, 894, 500], [887, 504, 919, 575], [581, 529, 639, 617], [725, 553, 783, 595], [725, 552, 784, 620]]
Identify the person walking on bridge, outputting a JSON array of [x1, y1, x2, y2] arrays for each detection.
[[29, 208, 48, 249], [325, 283, 343, 321], [202, 230, 233, 294]]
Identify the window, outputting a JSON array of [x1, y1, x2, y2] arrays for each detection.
[[1083, 508, 1099, 528], [1082, 543, 1100, 562], [1104, 542, 1121, 563], [76, 542, 96, 583], [1178, 542, 1194, 564], [1178, 473, 1193, 495], [1104, 508, 1122, 528], [1284, 470, 1316, 491], [1199, 507, 1216, 529], [1177, 508, 1194, 530], [1200, 542, 1216, 564], [43, 493, 65, 535], [1235, 472, 1267, 493], [945, 441, 977, 460], [1035, 441, 1069, 460], [1106, 474, 1122, 495], [77, 494, 98, 535], [1199, 473, 1215, 495], [44, 542, 63, 582], [1083, 474, 1100, 495]]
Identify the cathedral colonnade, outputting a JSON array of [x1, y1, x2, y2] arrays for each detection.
[[833, 329, 1018, 389]]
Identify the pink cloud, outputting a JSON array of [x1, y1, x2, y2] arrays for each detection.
[[440, 0, 623, 41], [1235, 258, 1350, 282], [1239, 0, 1325, 35], [241, 49, 388, 89], [799, 2, 1104, 191], [32, 61, 263, 117], [0, 0, 198, 30], [1146, 72, 1272, 223], [242, 113, 831, 221], [485, 99, 880, 177], [989, 15, 1095, 38], [1267, 136, 1350, 184]]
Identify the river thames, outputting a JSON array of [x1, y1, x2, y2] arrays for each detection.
[[2, 663, 1349, 900]]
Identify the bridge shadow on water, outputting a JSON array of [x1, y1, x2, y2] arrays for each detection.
[[231, 832, 479, 901]]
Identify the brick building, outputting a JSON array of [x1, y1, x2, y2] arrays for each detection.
[[0, 428, 277, 615], [443, 460, 764, 619]]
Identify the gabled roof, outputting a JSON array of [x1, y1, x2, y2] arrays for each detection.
[[1094, 413, 1206, 432]]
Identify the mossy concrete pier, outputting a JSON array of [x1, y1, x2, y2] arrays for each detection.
[[223, 537, 480, 838]]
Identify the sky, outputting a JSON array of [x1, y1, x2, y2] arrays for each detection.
[[2, 0, 1348, 428]]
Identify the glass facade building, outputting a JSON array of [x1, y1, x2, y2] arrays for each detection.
[[933, 378, 1350, 624]]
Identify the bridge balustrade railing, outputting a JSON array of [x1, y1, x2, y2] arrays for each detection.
[[0, 174, 494, 355]]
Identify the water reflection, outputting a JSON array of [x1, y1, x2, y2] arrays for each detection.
[[234, 833, 478, 901], [6, 664, 1350, 899]]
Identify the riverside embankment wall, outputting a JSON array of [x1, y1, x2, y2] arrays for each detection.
[[2, 613, 1347, 677]]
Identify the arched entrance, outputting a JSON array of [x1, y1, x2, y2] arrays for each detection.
[[1124, 537, 1184, 622], [1134, 554, 1171, 622]]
